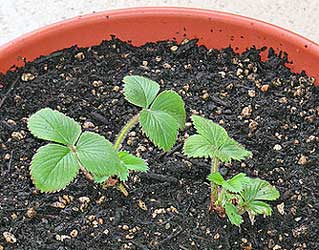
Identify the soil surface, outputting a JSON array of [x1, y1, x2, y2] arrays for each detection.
[[0, 38, 318, 250]]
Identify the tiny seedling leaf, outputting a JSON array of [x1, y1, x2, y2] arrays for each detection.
[[76, 131, 127, 179], [191, 115, 228, 147], [241, 178, 280, 202], [239, 178, 279, 223], [118, 151, 149, 172], [215, 138, 253, 163], [140, 109, 179, 151], [207, 172, 225, 185], [151, 90, 186, 129], [28, 107, 81, 145], [185, 115, 252, 163], [183, 134, 213, 158], [30, 144, 79, 192], [222, 173, 249, 193], [123, 75, 160, 108], [224, 202, 243, 226], [247, 200, 273, 216]]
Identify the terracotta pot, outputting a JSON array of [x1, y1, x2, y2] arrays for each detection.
[[0, 7, 318, 85]]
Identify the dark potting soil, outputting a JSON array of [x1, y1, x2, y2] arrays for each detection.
[[0, 38, 318, 250]]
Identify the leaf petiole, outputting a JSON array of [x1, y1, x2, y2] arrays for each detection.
[[67, 144, 94, 182], [113, 114, 140, 150], [211, 157, 219, 196], [210, 157, 220, 209]]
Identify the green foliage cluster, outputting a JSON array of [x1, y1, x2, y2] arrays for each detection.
[[184, 115, 280, 226], [28, 75, 279, 226], [28, 75, 185, 192], [28, 108, 148, 192]]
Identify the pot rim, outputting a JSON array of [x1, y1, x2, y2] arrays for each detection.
[[1, 7, 318, 83], [1, 7, 318, 51]]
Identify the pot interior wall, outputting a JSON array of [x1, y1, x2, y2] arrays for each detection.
[[0, 8, 318, 85]]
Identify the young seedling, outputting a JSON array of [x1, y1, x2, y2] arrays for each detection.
[[27, 75, 186, 193], [27, 108, 148, 192], [120, 75, 186, 151], [183, 115, 280, 226]]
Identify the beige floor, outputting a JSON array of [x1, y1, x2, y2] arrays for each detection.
[[0, 0, 318, 45]]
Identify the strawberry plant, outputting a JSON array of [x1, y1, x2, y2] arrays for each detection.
[[184, 115, 280, 226], [28, 75, 185, 192]]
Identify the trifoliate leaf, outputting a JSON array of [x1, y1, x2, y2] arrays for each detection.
[[139, 109, 179, 151], [183, 134, 214, 158], [241, 178, 280, 202], [151, 90, 186, 129], [239, 178, 279, 223], [191, 115, 228, 147], [123, 75, 160, 108], [215, 138, 252, 163], [76, 132, 126, 179], [28, 108, 81, 145], [222, 173, 249, 193], [118, 151, 148, 172], [30, 144, 79, 192], [224, 202, 243, 226], [186, 115, 252, 163], [207, 172, 225, 185], [247, 200, 273, 216]]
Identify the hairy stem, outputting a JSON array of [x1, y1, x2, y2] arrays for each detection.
[[79, 165, 94, 182], [211, 157, 219, 202], [105, 113, 140, 194], [113, 114, 140, 150]]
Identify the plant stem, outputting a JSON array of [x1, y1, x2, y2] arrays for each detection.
[[69, 145, 94, 182], [110, 113, 139, 195], [113, 114, 140, 150], [79, 165, 94, 182], [211, 157, 219, 201]]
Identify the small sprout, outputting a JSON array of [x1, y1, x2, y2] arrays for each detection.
[[184, 115, 279, 226], [184, 115, 252, 162], [123, 75, 186, 151]]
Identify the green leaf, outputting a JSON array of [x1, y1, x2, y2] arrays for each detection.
[[187, 115, 252, 163], [248, 200, 273, 216], [215, 138, 252, 163], [224, 202, 243, 226], [254, 180, 280, 201], [28, 108, 81, 145], [241, 178, 280, 202], [151, 90, 186, 129], [237, 178, 279, 224], [123, 75, 160, 108], [207, 172, 225, 185], [76, 132, 127, 179], [118, 151, 148, 172], [183, 134, 213, 158], [222, 173, 249, 193], [139, 109, 179, 151], [30, 144, 79, 192], [191, 115, 228, 147]]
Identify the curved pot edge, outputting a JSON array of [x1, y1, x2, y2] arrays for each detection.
[[0, 7, 318, 85]]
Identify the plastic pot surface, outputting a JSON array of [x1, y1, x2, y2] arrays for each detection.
[[0, 7, 318, 85]]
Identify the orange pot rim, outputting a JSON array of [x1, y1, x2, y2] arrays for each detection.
[[0, 7, 318, 84], [1, 7, 319, 51]]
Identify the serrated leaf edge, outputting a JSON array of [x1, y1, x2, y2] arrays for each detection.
[[29, 144, 80, 193]]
